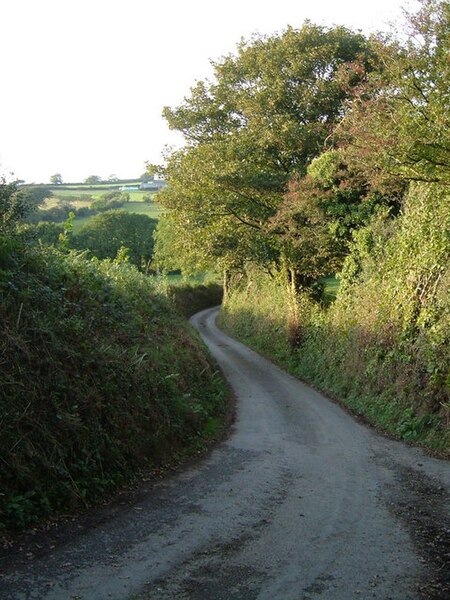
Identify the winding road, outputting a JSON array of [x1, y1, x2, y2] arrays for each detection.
[[1, 307, 449, 599]]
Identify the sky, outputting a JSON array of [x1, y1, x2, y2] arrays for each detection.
[[0, 0, 419, 184]]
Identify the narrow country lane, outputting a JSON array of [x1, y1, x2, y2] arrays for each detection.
[[1, 307, 449, 600]]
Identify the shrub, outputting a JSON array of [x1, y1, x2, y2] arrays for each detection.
[[220, 183, 450, 454], [25, 202, 75, 224], [90, 191, 129, 212], [18, 221, 65, 246], [72, 210, 157, 268]]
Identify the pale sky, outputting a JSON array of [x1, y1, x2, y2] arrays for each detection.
[[0, 0, 418, 183]]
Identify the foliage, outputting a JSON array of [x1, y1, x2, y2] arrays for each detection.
[[337, 183, 449, 343], [72, 210, 157, 268], [0, 180, 51, 234], [168, 282, 223, 318], [16, 186, 53, 212], [50, 173, 63, 185], [25, 200, 76, 224], [0, 179, 21, 234], [221, 184, 450, 455], [152, 211, 259, 274], [217, 2, 450, 454], [337, 0, 450, 187], [269, 174, 347, 287], [157, 23, 374, 277], [23, 189, 133, 228], [336, 210, 395, 293], [84, 175, 102, 185], [140, 172, 155, 183], [18, 221, 65, 246], [90, 190, 129, 212], [218, 269, 294, 365], [0, 239, 227, 530], [269, 147, 403, 289], [51, 193, 93, 204]]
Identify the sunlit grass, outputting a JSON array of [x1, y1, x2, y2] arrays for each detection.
[[70, 202, 164, 233], [322, 276, 340, 302], [118, 202, 164, 217], [53, 188, 155, 202]]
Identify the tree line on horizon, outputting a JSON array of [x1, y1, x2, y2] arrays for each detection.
[[47, 173, 157, 186]]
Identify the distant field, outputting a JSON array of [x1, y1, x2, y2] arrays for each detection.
[[42, 196, 92, 209], [52, 188, 154, 202], [37, 181, 164, 232], [48, 180, 141, 190], [117, 202, 163, 218], [322, 276, 340, 302], [60, 183, 129, 189], [70, 201, 164, 233]]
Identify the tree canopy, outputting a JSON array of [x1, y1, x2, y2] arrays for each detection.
[[50, 173, 63, 185], [336, 0, 450, 187], [157, 23, 374, 278], [84, 175, 102, 185], [73, 210, 157, 269], [156, 1, 449, 294]]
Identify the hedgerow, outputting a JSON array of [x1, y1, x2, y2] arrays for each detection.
[[220, 183, 450, 454], [0, 240, 226, 530]]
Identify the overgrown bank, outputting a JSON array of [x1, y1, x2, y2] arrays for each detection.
[[219, 183, 450, 455], [0, 239, 227, 531]]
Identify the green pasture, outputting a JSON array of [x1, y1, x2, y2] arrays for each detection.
[[51, 188, 154, 202], [322, 276, 340, 302], [38, 181, 163, 232], [117, 201, 163, 218], [50, 181, 141, 190], [70, 201, 164, 233]]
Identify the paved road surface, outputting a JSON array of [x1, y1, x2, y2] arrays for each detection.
[[1, 307, 449, 599]]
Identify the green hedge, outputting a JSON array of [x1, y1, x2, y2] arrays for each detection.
[[220, 183, 450, 455], [0, 240, 227, 530]]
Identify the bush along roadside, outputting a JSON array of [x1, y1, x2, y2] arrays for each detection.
[[219, 185, 450, 456], [0, 239, 228, 531]]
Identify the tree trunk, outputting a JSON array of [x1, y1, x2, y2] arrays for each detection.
[[223, 269, 230, 303]]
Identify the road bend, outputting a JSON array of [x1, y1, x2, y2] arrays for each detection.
[[1, 306, 449, 599]]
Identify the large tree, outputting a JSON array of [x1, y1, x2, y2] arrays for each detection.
[[157, 23, 374, 279], [84, 175, 102, 185], [50, 173, 63, 185], [269, 1, 450, 293], [73, 210, 157, 269]]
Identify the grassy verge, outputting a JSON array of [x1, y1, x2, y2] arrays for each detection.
[[218, 269, 449, 457]]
